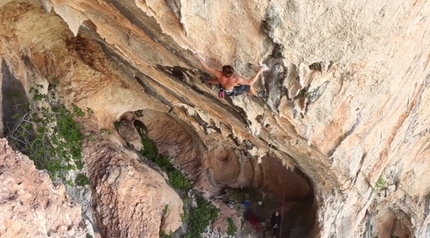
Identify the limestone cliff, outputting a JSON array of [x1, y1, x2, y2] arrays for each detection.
[[0, 138, 86, 238], [1, 0, 430, 237]]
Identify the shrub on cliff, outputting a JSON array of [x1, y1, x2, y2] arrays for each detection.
[[6, 84, 89, 186], [184, 195, 219, 238], [134, 122, 218, 237], [226, 218, 237, 235], [139, 136, 191, 191]]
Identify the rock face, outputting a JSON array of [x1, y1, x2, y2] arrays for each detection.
[[139, 110, 311, 201], [1, 0, 430, 237], [0, 138, 86, 238], [84, 133, 184, 238]]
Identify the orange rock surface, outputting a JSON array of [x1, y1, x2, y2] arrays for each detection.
[[1, 0, 430, 237]]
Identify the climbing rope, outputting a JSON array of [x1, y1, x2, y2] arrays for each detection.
[[244, 93, 288, 237], [280, 182, 286, 237]]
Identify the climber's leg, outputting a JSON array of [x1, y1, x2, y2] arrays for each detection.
[[248, 85, 258, 96]]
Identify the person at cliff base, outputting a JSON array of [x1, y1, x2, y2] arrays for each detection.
[[194, 53, 264, 98], [271, 210, 281, 238]]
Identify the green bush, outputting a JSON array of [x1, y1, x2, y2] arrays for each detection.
[[140, 137, 158, 160], [139, 137, 191, 191], [184, 195, 219, 238], [226, 218, 237, 236], [168, 169, 192, 191], [75, 173, 90, 186], [374, 176, 385, 190], [133, 123, 218, 237], [298, 88, 310, 98], [181, 211, 188, 222], [99, 128, 112, 134], [6, 85, 87, 184], [159, 230, 172, 238], [163, 204, 169, 215], [113, 120, 121, 130]]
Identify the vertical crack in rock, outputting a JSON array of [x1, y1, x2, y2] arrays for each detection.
[[262, 51, 288, 113], [328, 112, 362, 157], [422, 194, 430, 234], [309, 81, 330, 104], [165, 0, 181, 19], [1, 59, 28, 137], [165, 0, 185, 35]]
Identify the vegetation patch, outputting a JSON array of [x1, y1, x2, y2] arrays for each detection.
[[6, 84, 89, 186], [184, 195, 219, 238], [140, 137, 191, 191], [298, 87, 311, 98], [99, 128, 112, 134], [75, 173, 91, 186], [226, 218, 237, 236], [181, 211, 188, 222], [113, 120, 121, 130], [163, 204, 169, 215], [159, 230, 172, 238], [374, 176, 386, 190], [128, 122, 218, 237]]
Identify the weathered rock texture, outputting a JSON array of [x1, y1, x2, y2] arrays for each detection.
[[1, 0, 430, 237], [84, 129, 184, 238], [139, 110, 311, 200], [0, 138, 86, 238], [0, 1, 183, 237]]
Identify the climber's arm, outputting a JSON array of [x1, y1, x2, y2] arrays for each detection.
[[194, 53, 221, 77], [204, 79, 220, 84], [248, 66, 265, 85], [237, 67, 264, 85]]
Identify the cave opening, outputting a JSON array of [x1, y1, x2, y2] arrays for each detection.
[[213, 158, 318, 238], [203, 142, 317, 237], [116, 109, 318, 237], [362, 207, 413, 238]]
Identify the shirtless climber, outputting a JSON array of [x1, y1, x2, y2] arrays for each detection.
[[194, 53, 264, 98]]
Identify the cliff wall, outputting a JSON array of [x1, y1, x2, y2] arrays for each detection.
[[1, 0, 429, 237]]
